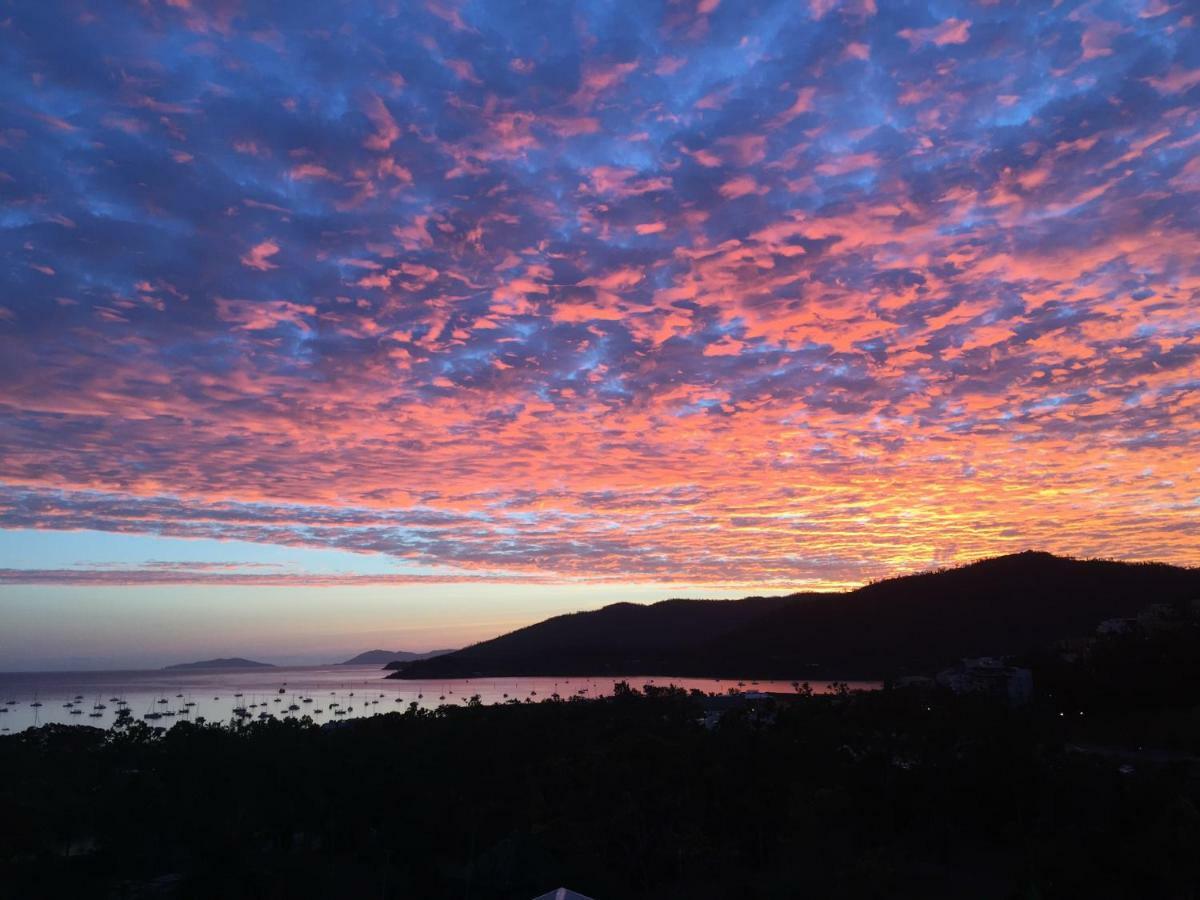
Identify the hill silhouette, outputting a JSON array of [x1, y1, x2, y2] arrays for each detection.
[[390, 552, 1200, 680], [164, 657, 274, 670], [339, 649, 456, 666]]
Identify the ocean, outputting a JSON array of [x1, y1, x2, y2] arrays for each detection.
[[0, 665, 879, 733]]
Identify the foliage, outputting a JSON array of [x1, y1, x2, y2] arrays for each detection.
[[2, 682, 1199, 899]]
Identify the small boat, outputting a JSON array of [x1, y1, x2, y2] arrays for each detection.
[[88, 712, 102, 718], [156, 697, 168, 705], [69, 709, 83, 716], [287, 703, 300, 712], [143, 712, 162, 720]]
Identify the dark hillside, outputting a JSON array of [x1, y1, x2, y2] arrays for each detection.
[[390, 595, 800, 678], [714, 552, 1200, 677], [393, 552, 1200, 679]]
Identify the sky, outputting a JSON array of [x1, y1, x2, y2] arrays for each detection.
[[1, 0, 1198, 669]]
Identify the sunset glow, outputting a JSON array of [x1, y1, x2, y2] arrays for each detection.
[[1, 0, 1198, 635]]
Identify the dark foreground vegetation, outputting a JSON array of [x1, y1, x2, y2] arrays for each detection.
[[5, 638, 1200, 900]]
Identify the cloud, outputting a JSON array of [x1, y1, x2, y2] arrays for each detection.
[[215, 298, 317, 332], [362, 94, 402, 151], [240, 240, 281, 271], [899, 18, 971, 48], [0, 0, 1197, 586]]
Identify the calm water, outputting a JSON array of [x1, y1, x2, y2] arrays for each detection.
[[0, 666, 879, 734]]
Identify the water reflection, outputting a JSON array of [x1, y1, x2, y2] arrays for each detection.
[[0, 666, 880, 733]]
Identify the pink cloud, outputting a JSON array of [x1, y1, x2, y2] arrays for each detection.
[[240, 239, 280, 271], [215, 298, 316, 331], [363, 94, 401, 151], [289, 163, 339, 181], [899, 18, 971, 47], [1145, 67, 1200, 94], [445, 58, 481, 84], [772, 87, 817, 127], [718, 175, 767, 199], [583, 166, 672, 197]]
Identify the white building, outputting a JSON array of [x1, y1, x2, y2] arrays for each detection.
[[936, 657, 1033, 706]]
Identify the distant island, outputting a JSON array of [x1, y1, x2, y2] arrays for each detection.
[[164, 657, 275, 671], [339, 649, 457, 666], [390, 551, 1200, 681]]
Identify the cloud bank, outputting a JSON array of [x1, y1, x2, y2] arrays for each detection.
[[1, 0, 1197, 585]]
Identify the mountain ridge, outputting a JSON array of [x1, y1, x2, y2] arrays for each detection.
[[164, 657, 274, 670], [389, 552, 1200, 680], [339, 649, 456, 666]]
